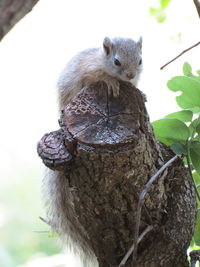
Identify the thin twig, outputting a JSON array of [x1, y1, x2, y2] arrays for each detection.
[[189, 116, 200, 143], [194, 0, 200, 18], [118, 225, 153, 267], [39, 216, 52, 227], [132, 155, 178, 262], [160, 41, 200, 70], [33, 230, 50, 233]]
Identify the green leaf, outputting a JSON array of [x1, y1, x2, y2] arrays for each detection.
[[189, 119, 197, 136], [149, 7, 166, 23], [48, 232, 58, 238], [193, 171, 200, 186], [183, 156, 187, 166], [183, 62, 200, 83], [167, 76, 200, 109], [189, 141, 200, 174], [160, 0, 171, 9], [170, 142, 187, 155], [190, 237, 195, 248], [152, 118, 189, 146], [189, 119, 200, 137], [197, 124, 200, 135], [165, 110, 193, 122], [149, 7, 157, 15], [188, 107, 200, 114], [194, 136, 200, 142], [193, 209, 200, 246], [183, 62, 192, 77]]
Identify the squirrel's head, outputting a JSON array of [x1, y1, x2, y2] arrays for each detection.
[[103, 36, 143, 83]]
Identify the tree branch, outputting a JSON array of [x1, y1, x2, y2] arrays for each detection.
[[118, 225, 153, 266], [160, 41, 200, 70], [194, 0, 200, 18], [39, 216, 52, 227], [0, 0, 40, 41], [132, 155, 178, 261]]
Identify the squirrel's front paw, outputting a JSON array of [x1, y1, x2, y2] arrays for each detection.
[[107, 79, 120, 98]]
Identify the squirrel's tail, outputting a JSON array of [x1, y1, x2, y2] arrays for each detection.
[[42, 169, 97, 266]]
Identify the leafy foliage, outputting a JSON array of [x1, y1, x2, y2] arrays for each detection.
[[190, 141, 200, 175], [194, 209, 200, 246], [160, 0, 171, 9], [149, 0, 171, 23], [192, 171, 200, 246], [152, 118, 189, 146], [152, 62, 200, 247], [153, 62, 200, 175], [165, 110, 193, 122], [167, 76, 200, 109], [170, 142, 187, 155]]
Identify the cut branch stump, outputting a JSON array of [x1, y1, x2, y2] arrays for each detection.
[[37, 81, 197, 267]]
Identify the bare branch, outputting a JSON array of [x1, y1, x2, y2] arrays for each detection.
[[160, 41, 200, 70], [132, 155, 178, 261], [0, 0, 40, 41], [194, 0, 200, 18], [118, 225, 153, 267], [33, 230, 50, 233], [39, 216, 52, 227]]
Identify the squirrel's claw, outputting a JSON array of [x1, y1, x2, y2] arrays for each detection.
[[107, 79, 120, 98]]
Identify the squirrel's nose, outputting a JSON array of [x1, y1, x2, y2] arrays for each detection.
[[126, 73, 135, 80]]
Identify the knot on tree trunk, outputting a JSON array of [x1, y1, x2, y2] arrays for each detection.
[[37, 81, 196, 267]]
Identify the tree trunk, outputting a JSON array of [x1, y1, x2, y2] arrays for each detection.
[[37, 81, 197, 267], [0, 0, 39, 41]]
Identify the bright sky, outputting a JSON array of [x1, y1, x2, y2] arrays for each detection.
[[0, 0, 200, 266]]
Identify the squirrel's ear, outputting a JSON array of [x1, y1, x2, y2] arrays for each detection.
[[103, 37, 112, 55], [137, 36, 142, 52]]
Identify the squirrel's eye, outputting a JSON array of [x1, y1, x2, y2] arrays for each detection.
[[139, 59, 142, 65], [114, 58, 121, 66]]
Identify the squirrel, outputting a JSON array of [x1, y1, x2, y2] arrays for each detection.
[[43, 37, 143, 266], [57, 36, 143, 109]]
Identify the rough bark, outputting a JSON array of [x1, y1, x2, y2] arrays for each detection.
[[38, 81, 197, 267], [194, 0, 200, 18], [0, 0, 39, 41]]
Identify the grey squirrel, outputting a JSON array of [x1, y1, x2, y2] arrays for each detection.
[[57, 36, 143, 108], [43, 37, 143, 265]]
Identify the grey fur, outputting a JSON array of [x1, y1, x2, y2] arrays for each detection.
[[57, 36, 143, 108], [44, 37, 143, 265], [43, 169, 98, 266]]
